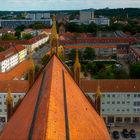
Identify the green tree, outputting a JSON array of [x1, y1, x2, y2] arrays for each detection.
[[130, 62, 140, 79], [83, 48, 95, 60], [1, 33, 16, 40], [29, 22, 47, 29], [0, 47, 6, 52], [22, 33, 33, 40], [15, 25, 26, 39]]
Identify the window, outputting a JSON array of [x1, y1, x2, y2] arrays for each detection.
[[122, 101, 125, 104], [117, 101, 120, 104], [102, 102, 105, 104], [127, 101, 130, 104], [127, 94, 130, 97], [14, 95, 16, 98], [4, 102, 6, 105], [107, 95, 110, 97], [138, 94, 140, 98], [107, 101, 110, 104], [134, 94, 137, 97], [102, 109, 105, 112], [112, 101, 115, 104], [0, 109, 2, 112], [0, 102, 2, 105], [117, 109, 120, 112], [112, 94, 115, 97]]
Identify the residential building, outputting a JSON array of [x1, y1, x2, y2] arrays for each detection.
[[0, 34, 49, 52], [89, 16, 110, 26], [80, 9, 95, 24], [81, 80, 140, 125], [0, 46, 27, 72], [0, 28, 15, 37], [0, 19, 52, 28], [0, 80, 29, 123]]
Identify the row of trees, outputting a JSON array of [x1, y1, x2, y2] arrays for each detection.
[[65, 21, 140, 35]]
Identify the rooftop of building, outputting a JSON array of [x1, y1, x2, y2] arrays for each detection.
[[0, 33, 48, 47], [0, 55, 110, 140], [0, 45, 26, 62], [81, 79, 140, 93], [0, 28, 15, 34], [0, 59, 31, 80], [0, 80, 29, 93]]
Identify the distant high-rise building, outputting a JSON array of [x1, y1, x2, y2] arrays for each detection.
[[80, 9, 94, 24], [43, 13, 50, 19], [26, 13, 36, 20]]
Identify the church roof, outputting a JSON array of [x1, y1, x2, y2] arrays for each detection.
[[0, 55, 110, 140]]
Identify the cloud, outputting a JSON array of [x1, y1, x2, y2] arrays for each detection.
[[0, 0, 140, 10]]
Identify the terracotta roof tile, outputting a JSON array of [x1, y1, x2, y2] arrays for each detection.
[[0, 60, 31, 80], [81, 79, 140, 93], [0, 55, 110, 140], [0, 80, 29, 93]]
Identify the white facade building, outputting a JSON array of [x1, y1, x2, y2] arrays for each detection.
[[0, 80, 29, 124], [81, 80, 140, 125], [0, 54, 18, 72], [89, 17, 110, 26], [0, 46, 27, 72]]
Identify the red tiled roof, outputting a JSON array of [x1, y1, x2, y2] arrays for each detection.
[[0, 80, 29, 93], [0, 55, 110, 140], [0, 45, 25, 61], [0, 28, 15, 34], [0, 60, 31, 80], [0, 34, 48, 46], [64, 45, 117, 49], [81, 79, 140, 93]]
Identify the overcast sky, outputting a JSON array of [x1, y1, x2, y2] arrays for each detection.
[[0, 0, 140, 11]]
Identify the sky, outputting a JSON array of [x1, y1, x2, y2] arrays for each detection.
[[0, 0, 140, 11]]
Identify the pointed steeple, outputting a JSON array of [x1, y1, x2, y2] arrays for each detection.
[[6, 86, 13, 121], [74, 48, 81, 85], [28, 51, 35, 89], [95, 84, 101, 115], [50, 15, 58, 55]]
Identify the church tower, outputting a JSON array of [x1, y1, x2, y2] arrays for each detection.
[[95, 85, 101, 115], [50, 15, 59, 55], [28, 51, 35, 89], [6, 86, 13, 121], [74, 48, 81, 85]]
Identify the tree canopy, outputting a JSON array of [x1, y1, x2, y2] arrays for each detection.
[[1, 33, 16, 40], [130, 62, 140, 79]]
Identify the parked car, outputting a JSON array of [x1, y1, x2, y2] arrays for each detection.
[[122, 129, 129, 138], [130, 129, 136, 138], [112, 131, 119, 139]]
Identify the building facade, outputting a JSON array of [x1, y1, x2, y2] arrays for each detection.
[[0, 80, 29, 124], [81, 80, 140, 125], [0, 19, 52, 28], [0, 46, 27, 72], [80, 9, 95, 24], [89, 17, 110, 26]]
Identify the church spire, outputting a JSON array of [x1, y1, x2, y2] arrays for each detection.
[[28, 51, 35, 89], [73, 48, 81, 85], [6, 86, 13, 121], [50, 15, 58, 55], [95, 84, 101, 115]]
